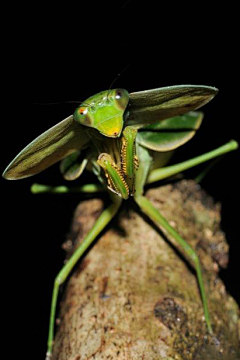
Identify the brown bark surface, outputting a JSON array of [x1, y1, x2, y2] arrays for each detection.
[[52, 180, 240, 360]]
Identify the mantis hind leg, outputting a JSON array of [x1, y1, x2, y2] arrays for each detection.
[[134, 194, 212, 334], [46, 196, 122, 359]]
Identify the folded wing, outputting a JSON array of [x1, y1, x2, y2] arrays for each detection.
[[3, 115, 90, 180]]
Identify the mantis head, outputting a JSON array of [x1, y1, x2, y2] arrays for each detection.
[[74, 89, 129, 138]]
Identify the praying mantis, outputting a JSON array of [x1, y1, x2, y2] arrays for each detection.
[[2, 85, 238, 359]]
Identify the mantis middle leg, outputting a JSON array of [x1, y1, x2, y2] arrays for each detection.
[[147, 140, 238, 184]]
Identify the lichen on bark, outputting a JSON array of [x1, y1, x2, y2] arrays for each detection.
[[52, 180, 240, 360]]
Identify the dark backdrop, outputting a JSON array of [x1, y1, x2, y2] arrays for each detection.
[[1, 4, 239, 357]]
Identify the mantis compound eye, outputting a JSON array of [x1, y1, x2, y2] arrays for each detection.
[[74, 105, 92, 126], [79, 107, 87, 115], [114, 88, 129, 111], [116, 90, 122, 99]]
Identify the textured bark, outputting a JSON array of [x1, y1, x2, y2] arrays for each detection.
[[52, 180, 240, 360]]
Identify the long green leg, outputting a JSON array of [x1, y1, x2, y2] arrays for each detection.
[[46, 196, 122, 359], [31, 183, 105, 194], [147, 140, 238, 184], [134, 194, 213, 334]]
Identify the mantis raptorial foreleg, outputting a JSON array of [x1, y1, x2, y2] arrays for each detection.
[[121, 126, 139, 193], [134, 194, 212, 333], [46, 196, 122, 359]]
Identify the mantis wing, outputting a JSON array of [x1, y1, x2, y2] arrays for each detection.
[[3, 115, 90, 180], [137, 111, 203, 151], [127, 85, 218, 126]]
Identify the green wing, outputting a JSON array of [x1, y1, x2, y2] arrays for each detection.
[[3, 115, 90, 180], [137, 111, 203, 151], [127, 85, 218, 126]]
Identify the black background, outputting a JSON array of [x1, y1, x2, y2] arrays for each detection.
[[1, 2, 240, 360]]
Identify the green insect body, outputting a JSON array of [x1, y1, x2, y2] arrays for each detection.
[[2, 84, 238, 360]]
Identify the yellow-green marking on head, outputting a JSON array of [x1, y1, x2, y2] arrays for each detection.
[[74, 89, 129, 138]]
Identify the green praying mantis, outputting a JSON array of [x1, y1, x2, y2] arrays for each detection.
[[2, 85, 238, 359]]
